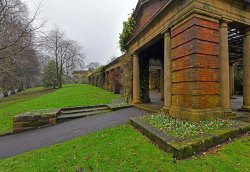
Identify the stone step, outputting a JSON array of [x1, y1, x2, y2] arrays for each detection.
[[61, 107, 110, 115], [57, 109, 110, 121], [61, 105, 108, 112]]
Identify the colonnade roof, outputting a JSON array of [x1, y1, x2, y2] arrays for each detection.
[[229, 27, 245, 63]]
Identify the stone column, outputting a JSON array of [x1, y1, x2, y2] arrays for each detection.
[[229, 64, 235, 98], [219, 21, 231, 111], [160, 66, 164, 100], [133, 53, 140, 104], [163, 30, 172, 112], [242, 28, 250, 110]]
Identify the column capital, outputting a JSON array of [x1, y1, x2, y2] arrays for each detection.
[[133, 53, 139, 58], [161, 27, 171, 36], [244, 27, 250, 36], [219, 20, 229, 28], [219, 17, 232, 25]]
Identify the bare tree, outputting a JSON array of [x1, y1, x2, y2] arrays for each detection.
[[87, 62, 100, 71], [0, 0, 43, 60], [42, 27, 85, 88], [0, 0, 42, 97]]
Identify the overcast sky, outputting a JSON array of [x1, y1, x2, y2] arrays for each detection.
[[23, 0, 138, 65]]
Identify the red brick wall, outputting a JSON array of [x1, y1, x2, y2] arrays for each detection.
[[171, 17, 220, 109], [135, 0, 170, 34]]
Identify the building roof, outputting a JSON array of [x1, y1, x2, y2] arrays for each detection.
[[72, 70, 88, 75], [134, 0, 153, 17], [105, 55, 124, 69]]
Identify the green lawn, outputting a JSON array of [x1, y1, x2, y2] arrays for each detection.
[[0, 84, 120, 134], [0, 125, 249, 172], [0, 87, 54, 108]]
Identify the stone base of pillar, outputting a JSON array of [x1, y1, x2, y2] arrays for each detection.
[[241, 106, 250, 112], [162, 106, 170, 114], [132, 100, 141, 105], [169, 107, 235, 122], [223, 109, 236, 118]]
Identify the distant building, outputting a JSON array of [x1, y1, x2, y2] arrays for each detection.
[[72, 70, 88, 84]]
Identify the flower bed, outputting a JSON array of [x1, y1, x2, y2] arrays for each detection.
[[130, 115, 250, 159], [142, 114, 236, 138]]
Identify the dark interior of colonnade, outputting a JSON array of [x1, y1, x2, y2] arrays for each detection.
[[138, 38, 164, 107], [228, 22, 246, 111]]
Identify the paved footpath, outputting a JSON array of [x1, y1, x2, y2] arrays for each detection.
[[0, 108, 147, 159]]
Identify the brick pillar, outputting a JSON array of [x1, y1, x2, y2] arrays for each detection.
[[163, 30, 172, 112], [133, 53, 140, 104], [242, 28, 250, 111], [219, 21, 231, 113], [169, 17, 225, 121]]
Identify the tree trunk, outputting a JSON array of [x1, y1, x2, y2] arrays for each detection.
[[2, 78, 9, 98], [17, 81, 24, 92], [10, 87, 16, 95], [58, 64, 63, 88], [10, 80, 16, 95]]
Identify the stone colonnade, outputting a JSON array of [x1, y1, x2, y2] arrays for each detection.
[[132, 17, 250, 120]]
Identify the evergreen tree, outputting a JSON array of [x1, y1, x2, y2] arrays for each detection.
[[42, 60, 59, 88]]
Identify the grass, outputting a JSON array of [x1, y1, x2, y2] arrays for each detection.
[[142, 114, 236, 138], [0, 87, 54, 108], [0, 84, 120, 134], [0, 125, 249, 172]]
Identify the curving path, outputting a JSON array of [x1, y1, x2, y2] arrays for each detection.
[[0, 108, 148, 159]]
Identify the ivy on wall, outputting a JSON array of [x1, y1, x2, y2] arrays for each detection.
[[119, 10, 136, 53], [120, 56, 133, 102], [140, 57, 150, 103]]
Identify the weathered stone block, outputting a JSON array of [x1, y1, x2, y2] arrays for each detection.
[[172, 39, 218, 59], [49, 118, 57, 125], [172, 82, 220, 95], [172, 95, 220, 109], [172, 68, 219, 82], [172, 54, 219, 71], [13, 109, 61, 133], [171, 17, 219, 38]]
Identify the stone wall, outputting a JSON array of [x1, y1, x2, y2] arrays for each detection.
[[88, 66, 123, 94], [13, 110, 61, 133]]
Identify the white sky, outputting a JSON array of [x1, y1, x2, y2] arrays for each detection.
[[23, 0, 138, 65]]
